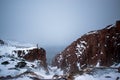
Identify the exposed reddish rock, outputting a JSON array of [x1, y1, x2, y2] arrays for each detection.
[[24, 48, 46, 62], [116, 20, 120, 30], [52, 21, 120, 74], [13, 48, 48, 71]]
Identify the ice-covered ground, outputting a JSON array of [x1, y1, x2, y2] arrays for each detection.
[[0, 41, 63, 79], [0, 55, 63, 79], [0, 40, 120, 80], [75, 69, 120, 80]]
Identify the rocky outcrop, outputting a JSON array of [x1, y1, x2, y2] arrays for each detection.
[[52, 21, 120, 74], [0, 39, 5, 45], [13, 48, 48, 71]]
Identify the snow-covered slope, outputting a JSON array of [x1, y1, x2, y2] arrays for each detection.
[[3, 39, 36, 48], [75, 68, 120, 80], [0, 55, 63, 80], [0, 40, 63, 80]]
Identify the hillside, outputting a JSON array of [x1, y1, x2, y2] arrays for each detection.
[[52, 21, 120, 78]]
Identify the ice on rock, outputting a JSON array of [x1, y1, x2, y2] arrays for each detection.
[[118, 43, 120, 46], [57, 54, 63, 63], [96, 61, 100, 67], [100, 51, 103, 55], [77, 62, 81, 71], [86, 30, 98, 35], [106, 36, 109, 38], [76, 41, 87, 58]]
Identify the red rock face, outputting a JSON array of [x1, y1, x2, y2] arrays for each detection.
[[52, 21, 120, 73], [23, 48, 46, 62], [14, 48, 48, 70]]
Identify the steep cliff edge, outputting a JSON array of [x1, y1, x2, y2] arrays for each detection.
[[13, 48, 48, 71], [52, 21, 120, 74]]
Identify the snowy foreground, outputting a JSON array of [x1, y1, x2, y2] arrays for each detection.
[[0, 42, 63, 80], [0, 41, 120, 80], [75, 68, 120, 80]]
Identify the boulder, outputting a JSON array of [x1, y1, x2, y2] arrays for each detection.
[[15, 61, 26, 68], [1, 61, 9, 65], [0, 39, 5, 45]]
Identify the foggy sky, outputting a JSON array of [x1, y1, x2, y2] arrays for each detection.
[[0, 0, 120, 47]]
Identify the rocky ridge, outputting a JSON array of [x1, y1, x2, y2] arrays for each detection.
[[52, 21, 120, 74]]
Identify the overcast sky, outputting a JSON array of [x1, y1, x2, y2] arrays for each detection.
[[0, 0, 120, 47]]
